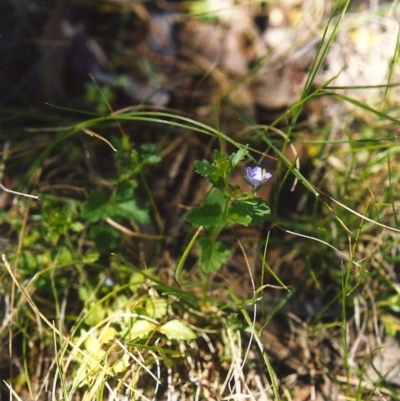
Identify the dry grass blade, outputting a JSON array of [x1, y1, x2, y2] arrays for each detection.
[[82, 128, 118, 152]]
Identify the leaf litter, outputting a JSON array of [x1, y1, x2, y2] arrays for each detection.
[[1, 0, 400, 400]]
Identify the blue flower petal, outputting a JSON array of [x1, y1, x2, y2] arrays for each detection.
[[245, 167, 272, 186]]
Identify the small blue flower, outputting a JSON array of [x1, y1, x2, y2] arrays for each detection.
[[245, 167, 272, 186]]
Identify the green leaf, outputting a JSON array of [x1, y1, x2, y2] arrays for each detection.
[[159, 319, 196, 341], [81, 191, 109, 222], [381, 314, 398, 336], [139, 143, 161, 166], [52, 246, 73, 265], [186, 203, 223, 230], [111, 181, 150, 223], [112, 295, 129, 309], [198, 237, 230, 273], [90, 223, 120, 252], [209, 175, 225, 190], [145, 297, 169, 319], [82, 251, 100, 264], [71, 221, 85, 232], [230, 198, 271, 225], [194, 156, 226, 190], [227, 203, 252, 226], [112, 198, 150, 224], [229, 145, 248, 167], [194, 160, 218, 177], [19, 252, 39, 272], [98, 326, 117, 345], [127, 319, 157, 340], [84, 303, 106, 326], [82, 183, 150, 225], [129, 271, 147, 292], [78, 286, 92, 303], [111, 180, 137, 202], [111, 354, 130, 374], [204, 188, 226, 206], [186, 188, 227, 230], [214, 150, 231, 172]]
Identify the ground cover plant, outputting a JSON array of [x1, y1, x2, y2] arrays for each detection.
[[1, 0, 400, 400]]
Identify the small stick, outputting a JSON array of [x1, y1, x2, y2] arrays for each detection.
[[0, 184, 39, 200]]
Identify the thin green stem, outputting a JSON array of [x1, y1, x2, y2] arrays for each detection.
[[175, 226, 203, 286]]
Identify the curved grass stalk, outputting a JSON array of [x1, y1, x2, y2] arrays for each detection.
[[327, 195, 400, 234], [175, 225, 203, 286], [282, 228, 362, 268]]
